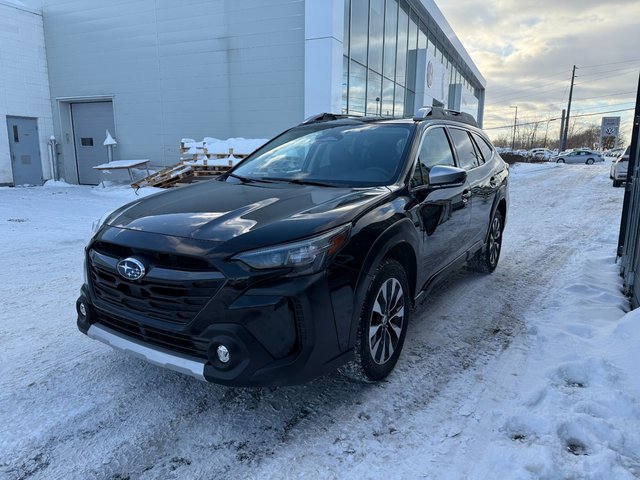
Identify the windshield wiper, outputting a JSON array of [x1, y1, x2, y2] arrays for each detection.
[[227, 173, 273, 184], [262, 177, 339, 187]]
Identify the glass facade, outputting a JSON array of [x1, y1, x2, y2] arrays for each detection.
[[342, 0, 482, 119]]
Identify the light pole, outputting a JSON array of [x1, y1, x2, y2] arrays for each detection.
[[510, 105, 518, 150]]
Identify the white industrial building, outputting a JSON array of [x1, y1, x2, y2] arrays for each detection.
[[0, 0, 485, 186]]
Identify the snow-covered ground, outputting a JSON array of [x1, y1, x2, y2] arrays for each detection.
[[1, 163, 639, 479]]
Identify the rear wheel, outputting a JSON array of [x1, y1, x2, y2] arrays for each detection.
[[469, 210, 503, 273], [613, 180, 622, 188], [346, 259, 410, 382], [557, 158, 565, 163], [586, 158, 594, 165]]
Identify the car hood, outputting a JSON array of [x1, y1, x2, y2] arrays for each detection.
[[106, 179, 391, 250]]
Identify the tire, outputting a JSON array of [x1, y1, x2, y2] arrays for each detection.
[[469, 209, 504, 273], [347, 259, 410, 382], [557, 158, 565, 163], [586, 158, 594, 165], [613, 180, 622, 188]]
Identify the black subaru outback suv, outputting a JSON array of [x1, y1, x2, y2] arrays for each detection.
[[77, 107, 508, 386]]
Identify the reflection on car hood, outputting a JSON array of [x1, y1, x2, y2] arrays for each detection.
[[107, 179, 391, 246]]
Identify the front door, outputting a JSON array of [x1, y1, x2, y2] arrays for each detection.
[[71, 101, 115, 185], [410, 126, 473, 285], [6, 116, 43, 186]]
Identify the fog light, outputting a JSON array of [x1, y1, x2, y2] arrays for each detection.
[[79, 302, 87, 317], [217, 345, 230, 363]]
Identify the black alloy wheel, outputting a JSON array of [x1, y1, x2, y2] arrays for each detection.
[[349, 259, 410, 381], [469, 209, 504, 273]]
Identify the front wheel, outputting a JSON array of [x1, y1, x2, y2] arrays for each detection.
[[349, 259, 410, 382], [557, 158, 565, 163], [469, 210, 504, 273], [586, 158, 594, 165]]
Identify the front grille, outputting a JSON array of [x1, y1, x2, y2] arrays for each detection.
[[95, 310, 209, 359], [88, 244, 224, 324]]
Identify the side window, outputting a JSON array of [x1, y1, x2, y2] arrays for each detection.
[[471, 132, 494, 163], [416, 127, 455, 178], [448, 128, 478, 170]]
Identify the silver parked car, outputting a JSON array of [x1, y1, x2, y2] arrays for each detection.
[[553, 149, 604, 164], [610, 146, 630, 187]]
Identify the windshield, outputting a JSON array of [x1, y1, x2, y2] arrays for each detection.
[[229, 123, 415, 187]]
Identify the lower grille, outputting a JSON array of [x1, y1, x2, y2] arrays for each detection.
[[95, 310, 210, 360]]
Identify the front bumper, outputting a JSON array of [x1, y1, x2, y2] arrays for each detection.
[[77, 258, 356, 386]]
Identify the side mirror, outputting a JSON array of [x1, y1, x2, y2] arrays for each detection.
[[428, 165, 467, 187]]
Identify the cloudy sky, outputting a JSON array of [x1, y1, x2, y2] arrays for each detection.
[[437, 0, 640, 144]]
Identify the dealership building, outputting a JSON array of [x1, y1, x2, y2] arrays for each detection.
[[0, 0, 485, 186]]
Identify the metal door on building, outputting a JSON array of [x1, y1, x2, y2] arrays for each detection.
[[71, 101, 115, 184], [6, 116, 44, 186]]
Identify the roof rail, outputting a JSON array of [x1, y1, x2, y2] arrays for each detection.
[[301, 113, 351, 125], [413, 107, 478, 127]]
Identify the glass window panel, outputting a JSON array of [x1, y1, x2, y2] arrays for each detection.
[[406, 13, 418, 93], [429, 31, 436, 55], [369, 0, 384, 74], [351, 0, 369, 65], [418, 22, 427, 51], [342, 56, 349, 113], [395, 3, 408, 87], [381, 77, 395, 117], [383, 0, 398, 80], [405, 89, 415, 117], [449, 128, 477, 170], [348, 60, 367, 115], [472, 132, 494, 163], [418, 127, 455, 172], [434, 42, 442, 65], [343, 0, 350, 57], [394, 84, 405, 117], [366, 70, 383, 115]]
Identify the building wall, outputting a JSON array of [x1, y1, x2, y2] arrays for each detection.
[[41, 0, 305, 179], [0, 1, 54, 185]]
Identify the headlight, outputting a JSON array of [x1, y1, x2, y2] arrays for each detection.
[[232, 224, 351, 276], [92, 210, 115, 233]]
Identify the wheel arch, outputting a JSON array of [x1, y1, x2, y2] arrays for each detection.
[[348, 218, 419, 349]]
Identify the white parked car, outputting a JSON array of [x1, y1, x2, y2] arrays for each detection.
[[553, 149, 604, 165], [530, 148, 553, 161], [610, 146, 630, 187]]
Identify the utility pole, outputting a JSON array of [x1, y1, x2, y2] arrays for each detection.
[[562, 65, 577, 150], [510, 105, 518, 150], [559, 109, 565, 150]]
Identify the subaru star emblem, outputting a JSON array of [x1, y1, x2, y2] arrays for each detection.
[[116, 257, 146, 280]]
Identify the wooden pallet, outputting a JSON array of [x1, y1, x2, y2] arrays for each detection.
[[131, 162, 231, 189]]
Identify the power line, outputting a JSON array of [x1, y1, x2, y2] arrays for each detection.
[[484, 107, 635, 131], [577, 64, 640, 78], [579, 58, 640, 69], [573, 90, 635, 102]]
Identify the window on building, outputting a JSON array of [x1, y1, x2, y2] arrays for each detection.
[[383, 0, 398, 81], [369, 0, 384, 74], [348, 60, 367, 115], [350, 0, 369, 66], [395, 2, 409, 87], [367, 70, 382, 115]]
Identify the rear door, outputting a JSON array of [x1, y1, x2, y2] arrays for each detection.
[[6, 116, 43, 186], [71, 101, 115, 184], [447, 127, 497, 247]]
